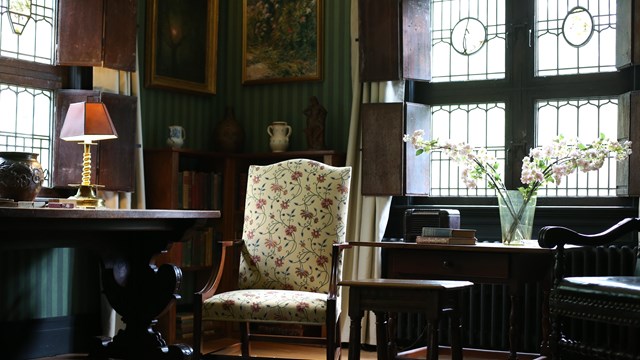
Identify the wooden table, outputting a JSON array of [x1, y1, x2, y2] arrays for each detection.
[[0, 207, 220, 360], [363, 240, 555, 360], [341, 278, 473, 360]]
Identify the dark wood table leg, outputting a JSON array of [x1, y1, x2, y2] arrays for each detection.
[[374, 311, 388, 360], [508, 283, 523, 360], [387, 312, 398, 360], [426, 315, 440, 360], [348, 288, 363, 360], [448, 293, 464, 360], [90, 250, 191, 360]]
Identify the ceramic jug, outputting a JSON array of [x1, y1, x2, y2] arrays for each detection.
[[167, 125, 186, 148], [267, 121, 292, 152]]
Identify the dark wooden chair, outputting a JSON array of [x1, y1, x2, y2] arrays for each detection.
[[538, 217, 640, 360]]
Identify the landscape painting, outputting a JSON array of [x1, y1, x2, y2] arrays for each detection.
[[242, 0, 323, 84]]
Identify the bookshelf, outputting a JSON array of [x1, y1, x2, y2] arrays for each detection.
[[144, 148, 345, 344]]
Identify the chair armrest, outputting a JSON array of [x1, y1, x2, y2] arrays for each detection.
[[196, 240, 243, 300], [328, 243, 352, 300], [538, 217, 640, 249]]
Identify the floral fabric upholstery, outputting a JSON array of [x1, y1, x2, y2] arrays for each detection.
[[203, 159, 351, 324]]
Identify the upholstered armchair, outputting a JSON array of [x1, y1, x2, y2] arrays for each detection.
[[193, 158, 352, 360], [538, 217, 640, 359]]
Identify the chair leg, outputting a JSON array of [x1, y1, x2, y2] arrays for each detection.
[[240, 322, 250, 357], [327, 320, 336, 360]]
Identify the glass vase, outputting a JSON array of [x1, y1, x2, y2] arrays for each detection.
[[497, 190, 537, 245]]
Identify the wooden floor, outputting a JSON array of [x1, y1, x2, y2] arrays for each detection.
[[204, 340, 544, 359], [36, 340, 545, 360]]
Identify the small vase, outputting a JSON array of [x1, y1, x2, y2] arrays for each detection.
[[0, 152, 45, 201], [167, 125, 185, 148], [214, 106, 245, 153], [267, 121, 292, 152], [497, 190, 537, 245]]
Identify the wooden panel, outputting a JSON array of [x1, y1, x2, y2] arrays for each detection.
[[402, 0, 431, 81], [361, 103, 404, 195], [103, 0, 137, 71], [405, 102, 430, 195], [617, 91, 640, 196], [0, 57, 68, 89], [616, 0, 640, 68], [386, 249, 509, 280], [57, 0, 103, 67], [53, 90, 100, 188], [358, 0, 401, 82], [53, 90, 137, 192], [98, 93, 137, 191]]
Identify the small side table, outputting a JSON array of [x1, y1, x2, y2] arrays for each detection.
[[340, 278, 473, 360]]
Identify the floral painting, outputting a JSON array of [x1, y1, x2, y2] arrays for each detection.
[[242, 0, 323, 84]]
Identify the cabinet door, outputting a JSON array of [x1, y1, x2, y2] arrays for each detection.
[[358, 0, 431, 81], [57, 0, 137, 71], [361, 102, 430, 195], [617, 91, 640, 196], [616, 0, 640, 69]]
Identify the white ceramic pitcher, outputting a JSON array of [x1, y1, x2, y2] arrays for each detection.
[[267, 121, 291, 152]]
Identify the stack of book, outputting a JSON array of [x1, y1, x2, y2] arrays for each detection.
[[416, 227, 477, 245]]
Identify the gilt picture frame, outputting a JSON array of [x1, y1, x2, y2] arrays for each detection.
[[242, 0, 323, 84], [144, 0, 219, 94]]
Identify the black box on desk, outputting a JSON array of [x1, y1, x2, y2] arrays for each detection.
[[403, 208, 461, 242]]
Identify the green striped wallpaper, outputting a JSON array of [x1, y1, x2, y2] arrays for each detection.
[[139, 0, 352, 153], [0, 248, 99, 320]]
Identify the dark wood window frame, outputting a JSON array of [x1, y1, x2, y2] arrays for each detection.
[[406, 0, 637, 208]]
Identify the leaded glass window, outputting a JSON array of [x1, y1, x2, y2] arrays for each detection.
[[0, 0, 56, 186], [431, 0, 506, 82], [417, 0, 626, 200]]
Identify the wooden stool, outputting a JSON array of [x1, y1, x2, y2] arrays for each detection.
[[340, 278, 473, 360]]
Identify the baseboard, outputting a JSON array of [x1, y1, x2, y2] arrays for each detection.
[[0, 314, 100, 360]]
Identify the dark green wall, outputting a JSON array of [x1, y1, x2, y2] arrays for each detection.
[[139, 0, 352, 153]]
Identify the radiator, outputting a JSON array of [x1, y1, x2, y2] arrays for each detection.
[[392, 245, 638, 353]]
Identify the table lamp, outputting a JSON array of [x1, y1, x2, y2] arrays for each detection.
[[60, 101, 118, 208]]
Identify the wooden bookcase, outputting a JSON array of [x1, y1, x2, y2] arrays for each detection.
[[143, 148, 345, 345]]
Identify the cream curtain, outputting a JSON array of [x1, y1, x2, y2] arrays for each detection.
[[340, 0, 405, 346], [92, 49, 146, 336]]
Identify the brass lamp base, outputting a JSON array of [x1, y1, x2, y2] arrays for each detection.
[[68, 184, 105, 209]]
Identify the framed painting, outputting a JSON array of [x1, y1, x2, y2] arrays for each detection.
[[145, 0, 219, 94], [242, 0, 323, 84]]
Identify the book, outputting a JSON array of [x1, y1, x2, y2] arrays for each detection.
[[416, 235, 477, 245], [421, 227, 476, 238]]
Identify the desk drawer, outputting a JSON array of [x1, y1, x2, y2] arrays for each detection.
[[383, 249, 509, 281]]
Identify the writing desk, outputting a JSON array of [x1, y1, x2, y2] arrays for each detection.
[[0, 207, 220, 360], [363, 240, 554, 360]]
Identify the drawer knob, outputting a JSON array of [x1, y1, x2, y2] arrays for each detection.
[[442, 260, 452, 268]]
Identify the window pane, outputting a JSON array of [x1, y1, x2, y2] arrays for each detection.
[[430, 103, 506, 196], [0, 0, 55, 64], [535, 98, 618, 196], [431, 0, 506, 82], [535, 0, 617, 76], [0, 0, 56, 188]]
